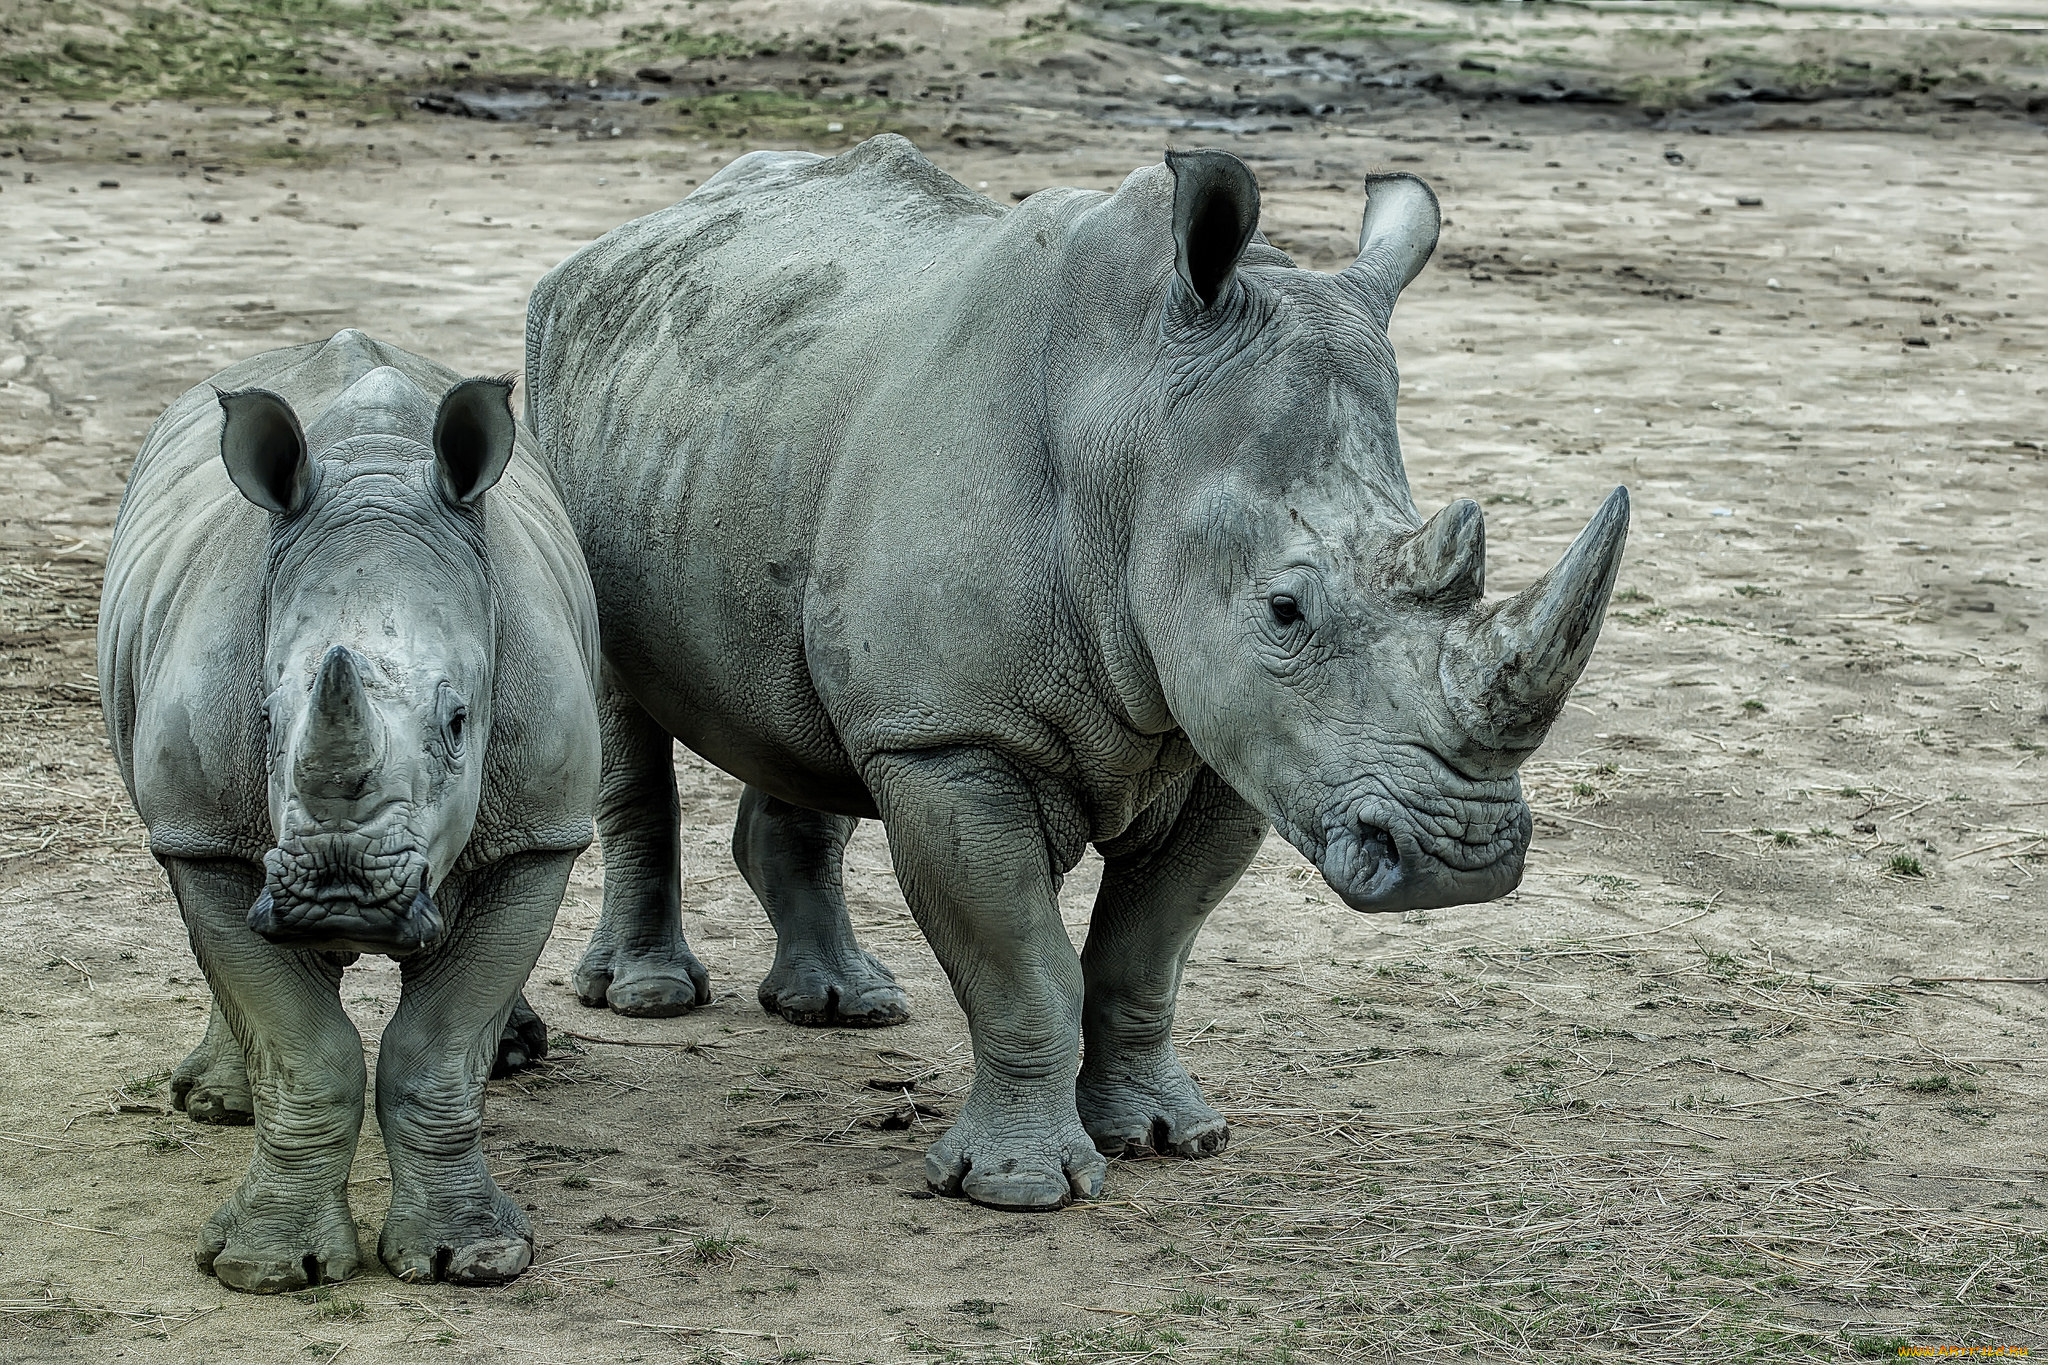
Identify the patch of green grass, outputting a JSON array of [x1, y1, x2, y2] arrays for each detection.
[[561, 1172, 591, 1189], [121, 1068, 173, 1098], [311, 1297, 365, 1321], [693, 1230, 743, 1265], [1742, 698, 1767, 714], [0, 0, 442, 102], [1885, 852, 1925, 878]]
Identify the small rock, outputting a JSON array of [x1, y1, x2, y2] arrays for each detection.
[[1854, 821, 1877, 834], [635, 66, 672, 83], [1736, 195, 1762, 207], [1664, 148, 1685, 165], [1904, 336, 1930, 348], [200, 211, 222, 223], [97, 179, 118, 188]]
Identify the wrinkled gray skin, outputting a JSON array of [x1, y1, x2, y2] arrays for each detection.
[[525, 136, 1627, 1210], [99, 330, 601, 1289]]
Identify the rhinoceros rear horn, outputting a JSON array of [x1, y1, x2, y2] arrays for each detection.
[[433, 376, 517, 506], [1440, 486, 1630, 755], [1386, 498, 1485, 607], [1340, 173, 1442, 328], [218, 387, 311, 515], [1165, 149, 1260, 309]]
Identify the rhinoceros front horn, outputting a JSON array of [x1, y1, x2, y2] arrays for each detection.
[[1439, 486, 1630, 755], [295, 644, 384, 800]]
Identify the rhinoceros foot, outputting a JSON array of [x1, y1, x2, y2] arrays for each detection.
[[171, 1021, 254, 1127], [490, 992, 549, 1078], [572, 937, 712, 1018], [758, 947, 910, 1028], [198, 1183, 360, 1293], [380, 1186, 534, 1286], [925, 1089, 1108, 1211], [1076, 1052, 1230, 1160]]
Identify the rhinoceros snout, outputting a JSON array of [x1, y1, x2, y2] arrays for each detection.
[[1323, 804, 1529, 914], [248, 883, 446, 957]]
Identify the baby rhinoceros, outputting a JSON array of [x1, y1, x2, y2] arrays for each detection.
[[98, 330, 600, 1291]]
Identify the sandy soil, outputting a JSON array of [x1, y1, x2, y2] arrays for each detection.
[[1, 1, 2046, 1359]]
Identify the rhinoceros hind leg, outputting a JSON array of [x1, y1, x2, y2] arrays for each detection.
[[735, 786, 910, 1028], [489, 992, 549, 1079], [1077, 767, 1266, 1161], [172, 1001, 255, 1126], [868, 748, 1105, 1210], [574, 666, 715, 1018]]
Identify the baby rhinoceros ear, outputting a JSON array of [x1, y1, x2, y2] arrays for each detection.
[[432, 376, 517, 506], [217, 387, 311, 515]]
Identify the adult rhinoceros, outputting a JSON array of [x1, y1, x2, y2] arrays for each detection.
[[99, 330, 600, 1287], [524, 136, 1626, 1210]]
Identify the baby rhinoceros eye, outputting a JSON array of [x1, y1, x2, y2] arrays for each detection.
[[1269, 594, 1302, 627], [437, 686, 469, 759]]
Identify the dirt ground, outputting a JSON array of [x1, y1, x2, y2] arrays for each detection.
[[2, 0, 2047, 1360]]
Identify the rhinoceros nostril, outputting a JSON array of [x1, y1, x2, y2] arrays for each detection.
[[1357, 822, 1399, 882]]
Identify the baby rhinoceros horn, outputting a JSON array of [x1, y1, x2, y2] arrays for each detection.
[[295, 644, 384, 801], [1439, 486, 1631, 757]]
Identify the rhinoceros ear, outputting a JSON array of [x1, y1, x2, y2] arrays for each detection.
[[433, 376, 517, 506], [217, 387, 311, 515], [1166, 149, 1261, 309], [1341, 173, 1442, 327]]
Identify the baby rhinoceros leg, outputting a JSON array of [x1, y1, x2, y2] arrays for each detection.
[[733, 787, 910, 1028], [182, 988, 545, 1121], [172, 1001, 253, 1126], [171, 859, 366, 1293], [1077, 768, 1267, 1160], [376, 852, 572, 1286], [572, 670, 713, 1017]]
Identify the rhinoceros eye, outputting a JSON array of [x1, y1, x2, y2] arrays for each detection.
[[1269, 594, 1302, 627]]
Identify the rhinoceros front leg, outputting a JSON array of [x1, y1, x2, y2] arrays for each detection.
[[868, 749, 1106, 1210], [574, 665, 713, 1017], [734, 786, 910, 1028], [375, 850, 571, 1286], [1078, 767, 1267, 1159], [167, 857, 365, 1293], [172, 1000, 254, 1126]]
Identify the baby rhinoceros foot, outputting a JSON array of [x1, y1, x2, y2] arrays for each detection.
[[172, 1035, 254, 1127], [490, 993, 549, 1079], [573, 935, 712, 1018], [381, 1187, 533, 1287], [199, 1183, 359, 1293], [926, 1087, 1108, 1211], [758, 947, 910, 1028], [1076, 1052, 1229, 1160]]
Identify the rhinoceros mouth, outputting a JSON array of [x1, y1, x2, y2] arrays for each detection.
[[253, 833, 445, 956], [1293, 779, 1532, 915]]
